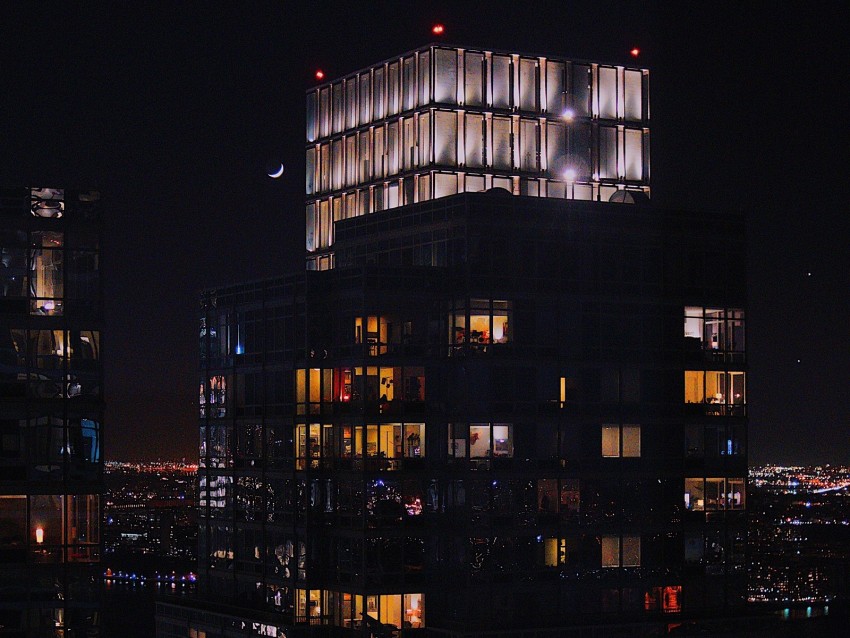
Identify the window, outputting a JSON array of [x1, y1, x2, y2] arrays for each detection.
[[543, 537, 579, 567], [684, 477, 745, 511], [448, 298, 511, 352], [470, 423, 513, 458], [684, 371, 746, 415], [601, 424, 640, 457], [684, 307, 745, 361], [602, 535, 640, 567]]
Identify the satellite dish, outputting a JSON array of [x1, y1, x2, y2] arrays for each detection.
[[608, 190, 650, 204]]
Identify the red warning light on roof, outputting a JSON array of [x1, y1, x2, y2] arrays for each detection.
[[432, 24, 445, 35], [630, 48, 640, 58], [315, 69, 325, 81]]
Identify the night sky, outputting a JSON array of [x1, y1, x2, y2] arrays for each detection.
[[1, 1, 847, 465]]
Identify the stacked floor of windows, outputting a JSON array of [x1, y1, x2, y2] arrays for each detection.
[[0, 187, 103, 636]]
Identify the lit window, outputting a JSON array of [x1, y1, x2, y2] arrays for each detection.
[[448, 299, 511, 352], [685, 371, 746, 415], [470, 423, 513, 458], [602, 535, 640, 568], [684, 477, 746, 511], [602, 424, 640, 457]]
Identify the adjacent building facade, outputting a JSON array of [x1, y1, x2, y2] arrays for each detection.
[[0, 187, 104, 636], [159, 44, 746, 638]]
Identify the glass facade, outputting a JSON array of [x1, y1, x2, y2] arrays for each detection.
[[0, 187, 103, 636], [306, 45, 650, 270]]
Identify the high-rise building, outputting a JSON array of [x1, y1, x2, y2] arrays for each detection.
[[158, 44, 747, 638], [0, 187, 104, 636]]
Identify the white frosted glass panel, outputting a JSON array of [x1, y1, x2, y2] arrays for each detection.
[[492, 55, 511, 108], [387, 121, 399, 175], [434, 111, 457, 165], [402, 56, 415, 111], [491, 116, 511, 169], [572, 122, 592, 179], [624, 70, 642, 121], [519, 58, 537, 111], [574, 184, 592, 201], [599, 126, 617, 179], [344, 193, 356, 218], [625, 129, 642, 180], [357, 189, 369, 214], [319, 143, 329, 191], [519, 119, 538, 171], [546, 122, 565, 174], [373, 67, 385, 119], [387, 182, 399, 208], [547, 180, 565, 198], [359, 73, 371, 124], [465, 174, 485, 193], [332, 139, 343, 189], [332, 83, 343, 133], [345, 79, 357, 129], [598, 66, 617, 119], [464, 52, 484, 106], [571, 64, 591, 116], [306, 147, 316, 194], [373, 126, 385, 178], [318, 200, 330, 249], [374, 185, 384, 211], [545, 61, 564, 113], [305, 203, 316, 251], [359, 131, 371, 181], [418, 51, 430, 105], [464, 113, 484, 168], [319, 87, 330, 138], [434, 48, 458, 104], [434, 172, 458, 198], [419, 112, 431, 165], [418, 174, 431, 201], [345, 136, 356, 186], [387, 61, 400, 115], [402, 117, 415, 170], [600, 185, 617, 201], [492, 176, 512, 192], [520, 178, 539, 196], [306, 91, 317, 142]]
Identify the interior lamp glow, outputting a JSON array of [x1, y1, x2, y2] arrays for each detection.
[[563, 168, 577, 182], [36, 527, 44, 544], [432, 24, 445, 35]]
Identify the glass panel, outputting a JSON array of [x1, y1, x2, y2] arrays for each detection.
[[306, 91, 318, 142], [545, 60, 565, 113], [332, 82, 343, 133], [518, 58, 536, 111], [684, 478, 704, 511], [373, 126, 385, 178], [345, 78, 357, 129], [418, 50, 430, 105], [622, 536, 640, 567], [419, 112, 431, 166], [434, 48, 457, 104], [387, 121, 399, 175], [465, 113, 484, 167], [491, 55, 511, 108], [625, 129, 642, 180], [402, 56, 415, 111], [622, 425, 641, 457], [387, 61, 400, 115], [601, 535, 619, 567], [433, 173, 457, 199], [624, 70, 643, 121], [319, 87, 330, 137], [601, 425, 619, 457], [546, 122, 566, 176], [519, 119, 538, 171], [598, 66, 617, 119], [359, 73, 371, 124], [464, 52, 483, 106], [571, 64, 591, 117], [599, 126, 617, 179], [433, 111, 457, 165], [491, 116, 511, 169], [684, 371, 704, 404], [373, 66, 385, 119], [492, 424, 512, 457], [469, 424, 490, 458]]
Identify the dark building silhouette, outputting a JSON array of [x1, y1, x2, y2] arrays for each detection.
[[0, 187, 103, 636], [158, 45, 747, 637]]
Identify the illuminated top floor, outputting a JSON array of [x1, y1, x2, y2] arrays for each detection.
[[305, 44, 650, 270]]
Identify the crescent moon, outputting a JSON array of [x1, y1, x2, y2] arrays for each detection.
[[268, 163, 284, 179]]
